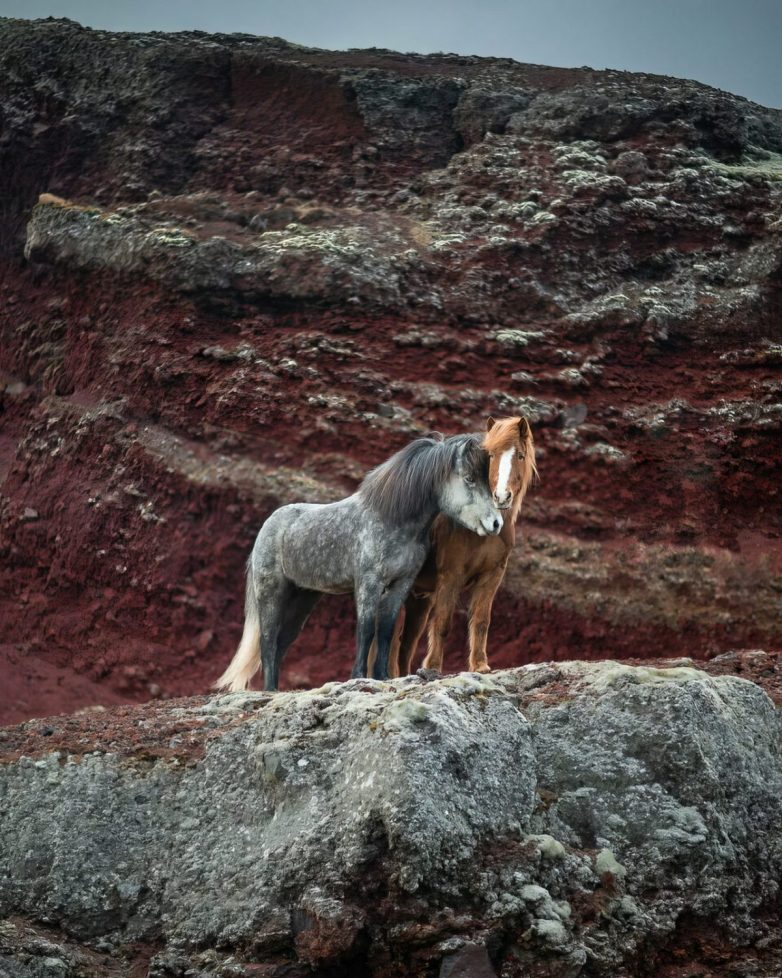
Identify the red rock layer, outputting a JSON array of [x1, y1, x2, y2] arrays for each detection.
[[1, 19, 781, 723]]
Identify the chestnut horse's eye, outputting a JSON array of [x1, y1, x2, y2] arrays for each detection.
[[517, 451, 525, 460]]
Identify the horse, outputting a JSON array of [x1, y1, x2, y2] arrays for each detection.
[[214, 433, 502, 692], [388, 416, 536, 677]]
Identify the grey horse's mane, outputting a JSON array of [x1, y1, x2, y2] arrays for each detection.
[[359, 433, 487, 526]]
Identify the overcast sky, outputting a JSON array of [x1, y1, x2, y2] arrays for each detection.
[[1, 0, 779, 108]]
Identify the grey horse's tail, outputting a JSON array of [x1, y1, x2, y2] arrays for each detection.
[[214, 566, 261, 692]]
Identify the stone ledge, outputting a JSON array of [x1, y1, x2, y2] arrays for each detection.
[[1, 662, 780, 977]]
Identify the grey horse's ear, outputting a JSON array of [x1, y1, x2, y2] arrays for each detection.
[[486, 416, 496, 431], [454, 439, 469, 473]]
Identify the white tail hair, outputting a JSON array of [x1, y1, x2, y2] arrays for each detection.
[[214, 566, 261, 692]]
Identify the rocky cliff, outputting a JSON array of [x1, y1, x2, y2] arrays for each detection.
[[1, 18, 781, 723], [2, 661, 782, 977]]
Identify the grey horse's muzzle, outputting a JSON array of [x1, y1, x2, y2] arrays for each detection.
[[482, 514, 503, 536]]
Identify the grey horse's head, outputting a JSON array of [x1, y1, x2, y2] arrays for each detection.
[[360, 434, 501, 536], [438, 435, 502, 537]]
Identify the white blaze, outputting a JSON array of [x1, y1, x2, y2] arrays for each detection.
[[495, 447, 515, 499]]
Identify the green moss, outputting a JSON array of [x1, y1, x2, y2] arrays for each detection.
[[526, 833, 566, 859], [383, 699, 431, 729], [495, 328, 547, 347], [586, 663, 709, 691], [708, 148, 782, 181], [595, 848, 627, 878]]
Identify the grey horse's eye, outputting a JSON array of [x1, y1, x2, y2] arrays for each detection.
[[464, 476, 475, 488]]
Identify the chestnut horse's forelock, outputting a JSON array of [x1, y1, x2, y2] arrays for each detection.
[[482, 416, 538, 514]]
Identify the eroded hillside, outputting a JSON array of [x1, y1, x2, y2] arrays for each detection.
[[1, 18, 781, 723]]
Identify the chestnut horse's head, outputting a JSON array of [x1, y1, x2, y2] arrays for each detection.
[[483, 416, 537, 514]]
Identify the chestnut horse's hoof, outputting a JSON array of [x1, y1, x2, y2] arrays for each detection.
[[472, 664, 492, 674]]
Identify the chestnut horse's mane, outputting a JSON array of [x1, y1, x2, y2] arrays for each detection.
[[483, 416, 538, 517]]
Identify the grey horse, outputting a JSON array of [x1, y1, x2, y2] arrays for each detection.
[[215, 434, 501, 691]]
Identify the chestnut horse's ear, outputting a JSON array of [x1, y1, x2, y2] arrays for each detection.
[[486, 416, 496, 431], [518, 417, 531, 438]]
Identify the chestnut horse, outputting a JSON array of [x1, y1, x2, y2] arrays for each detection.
[[389, 416, 536, 676]]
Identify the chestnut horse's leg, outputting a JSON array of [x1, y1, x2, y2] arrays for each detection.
[[466, 564, 507, 673], [397, 593, 432, 675], [387, 611, 404, 678], [422, 581, 460, 673]]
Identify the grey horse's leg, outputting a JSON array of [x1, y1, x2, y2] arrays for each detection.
[[373, 577, 418, 680], [271, 588, 322, 682], [352, 579, 383, 679], [258, 580, 291, 692]]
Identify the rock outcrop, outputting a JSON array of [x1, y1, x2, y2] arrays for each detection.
[[2, 662, 782, 977], [0, 18, 781, 723]]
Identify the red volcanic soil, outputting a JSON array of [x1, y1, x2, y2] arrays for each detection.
[[1, 19, 781, 724]]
